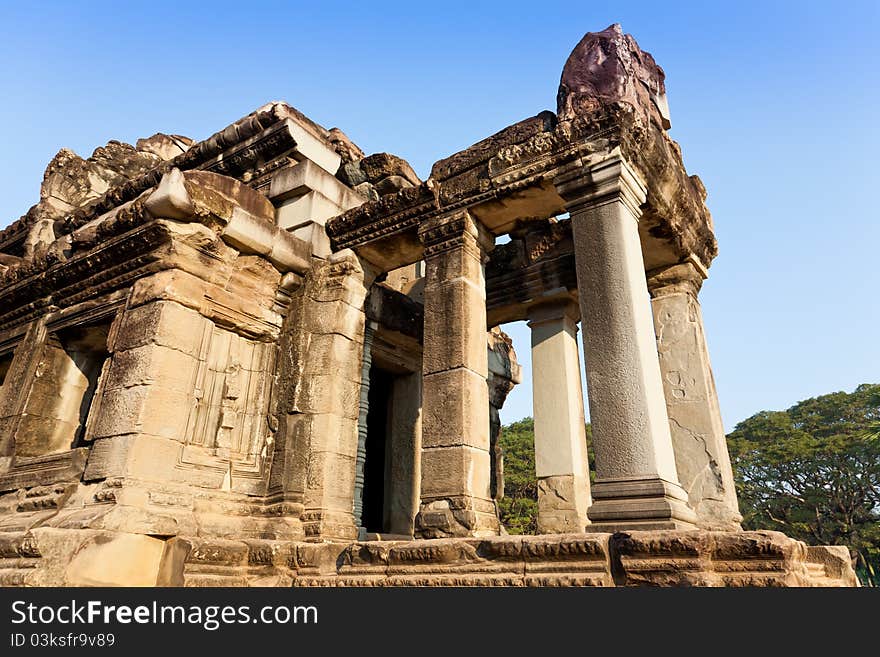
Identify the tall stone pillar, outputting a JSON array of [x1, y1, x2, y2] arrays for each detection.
[[487, 327, 522, 503], [528, 301, 591, 533], [291, 250, 376, 540], [415, 210, 498, 538], [555, 154, 697, 530], [647, 261, 741, 529]]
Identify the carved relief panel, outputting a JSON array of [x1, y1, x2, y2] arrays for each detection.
[[178, 322, 276, 494]]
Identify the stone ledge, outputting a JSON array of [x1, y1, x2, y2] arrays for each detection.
[[0, 528, 859, 587]]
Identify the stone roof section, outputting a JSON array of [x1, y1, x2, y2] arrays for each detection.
[[327, 25, 718, 268], [0, 102, 363, 253]]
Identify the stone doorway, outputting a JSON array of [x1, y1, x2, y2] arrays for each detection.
[[361, 365, 393, 534], [357, 354, 421, 539]]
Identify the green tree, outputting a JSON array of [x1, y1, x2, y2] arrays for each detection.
[[497, 418, 538, 534], [727, 383, 880, 586]]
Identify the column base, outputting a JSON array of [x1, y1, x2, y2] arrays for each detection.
[[693, 499, 744, 532], [301, 509, 359, 541], [537, 474, 589, 534], [415, 496, 500, 539], [585, 476, 698, 531]]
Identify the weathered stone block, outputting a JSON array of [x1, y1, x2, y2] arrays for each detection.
[[424, 243, 484, 284], [83, 435, 135, 480], [114, 301, 207, 358], [359, 153, 421, 187], [304, 333, 363, 383], [270, 159, 364, 209], [420, 446, 492, 500], [422, 368, 490, 449], [422, 281, 489, 375], [128, 269, 210, 313], [89, 385, 193, 442], [537, 475, 589, 534], [276, 191, 345, 231], [292, 412, 360, 458], [122, 433, 187, 481], [291, 222, 332, 258], [306, 450, 357, 500], [102, 343, 199, 394], [64, 531, 166, 586], [301, 295, 365, 340], [14, 417, 80, 457], [293, 375, 362, 419]]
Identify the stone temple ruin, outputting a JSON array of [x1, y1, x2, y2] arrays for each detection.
[[0, 26, 857, 586]]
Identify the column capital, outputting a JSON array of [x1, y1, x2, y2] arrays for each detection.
[[418, 210, 493, 259], [554, 153, 647, 218], [527, 299, 581, 328], [646, 258, 706, 299]]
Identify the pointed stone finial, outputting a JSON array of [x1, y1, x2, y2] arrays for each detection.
[[557, 25, 672, 130]]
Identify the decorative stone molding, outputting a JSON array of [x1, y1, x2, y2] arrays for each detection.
[[417, 210, 494, 261], [1, 530, 854, 587], [554, 151, 648, 217], [647, 259, 706, 300]]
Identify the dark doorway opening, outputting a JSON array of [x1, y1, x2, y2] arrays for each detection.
[[362, 366, 393, 533]]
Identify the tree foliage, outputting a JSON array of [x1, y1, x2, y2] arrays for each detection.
[[727, 383, 880, 585], [498, 384, 880, 585], [497, 418, 538, 534]]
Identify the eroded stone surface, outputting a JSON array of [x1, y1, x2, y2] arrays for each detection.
[[0, 530, 856, 587], [648, 262, 741, 529]]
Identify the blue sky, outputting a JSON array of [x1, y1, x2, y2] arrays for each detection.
[[0, 1, 877, 430]]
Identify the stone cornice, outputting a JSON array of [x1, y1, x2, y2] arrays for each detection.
[[0, 220, 171, 331], [0, 103, 310, 254], [199, 119, 300, 181], [325, 183, 437, 251], [54, 104, 295, 238]]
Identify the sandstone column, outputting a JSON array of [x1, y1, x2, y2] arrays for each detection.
[[415, 210, 498, 538], [555, 154, 696, 530], [487, 327, 521, 503], [648, 261, 741, 529], [528, 301, 591, 533], [291, 251, 375, 540]]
